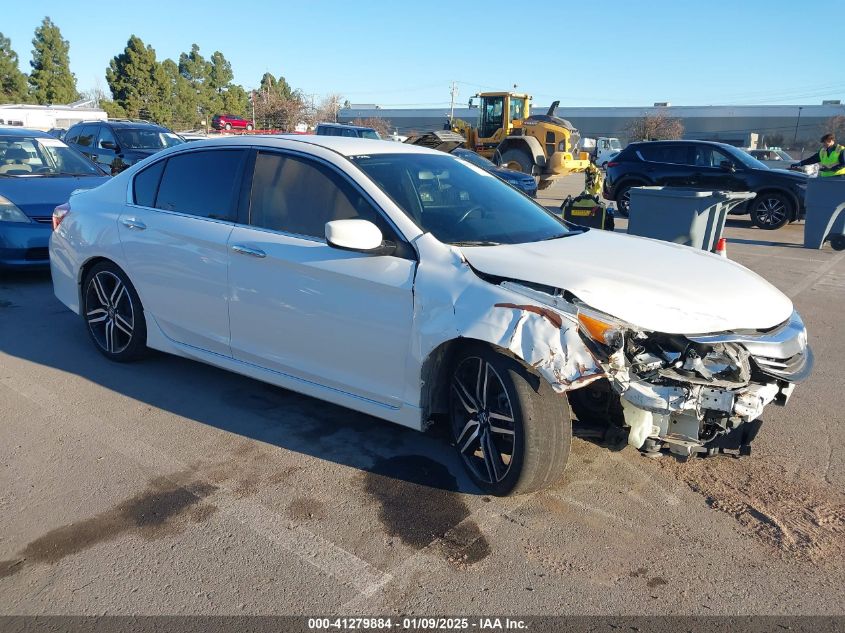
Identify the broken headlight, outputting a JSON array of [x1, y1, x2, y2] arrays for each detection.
[[576, 306, 633, 349]]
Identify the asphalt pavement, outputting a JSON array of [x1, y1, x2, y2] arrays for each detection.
[[1, 177, 844, 616]]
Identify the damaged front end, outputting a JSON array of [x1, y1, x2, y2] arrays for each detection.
[[497, 282, 813, 458]]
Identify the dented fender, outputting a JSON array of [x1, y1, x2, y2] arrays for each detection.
[[407, 233, 604, 415]]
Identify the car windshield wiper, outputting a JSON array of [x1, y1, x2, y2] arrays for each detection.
[[41, 172, 98, 177], [449, 240, 501, 247]]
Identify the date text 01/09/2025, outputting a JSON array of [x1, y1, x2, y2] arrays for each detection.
[[307, 617, 528, 630]]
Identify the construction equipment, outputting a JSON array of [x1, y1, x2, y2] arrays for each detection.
[[451, 92, 590, 183]]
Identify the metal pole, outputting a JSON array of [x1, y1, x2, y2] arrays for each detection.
[[793, 106, 803, 147], [251, 91, 256, 130], [449, 81, 458, 124]]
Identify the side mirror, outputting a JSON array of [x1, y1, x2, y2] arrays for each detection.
[[325, 219, 395, 255], [100, 141, 117, 151], [719, 160, 736, 172]]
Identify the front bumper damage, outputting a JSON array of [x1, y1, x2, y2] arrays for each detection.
[[493, 283, 812, 457], [606, 310, 813, 457]]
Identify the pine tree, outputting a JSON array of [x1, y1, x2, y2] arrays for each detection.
[[106, 35, 167, 122], [0, 33, 30, 103], [29, 17, 78, 104]]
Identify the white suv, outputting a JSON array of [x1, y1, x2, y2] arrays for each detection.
[[49, 136, 812, 495]]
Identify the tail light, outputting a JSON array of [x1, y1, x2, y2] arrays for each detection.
[[52, 202, 70, 231], [606, 161, 619, 168]]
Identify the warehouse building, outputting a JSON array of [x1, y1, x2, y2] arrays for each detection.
[[339, 101, 845, 152]]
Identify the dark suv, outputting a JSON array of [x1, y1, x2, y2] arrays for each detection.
[[64, 119, 184, 175], [315, 122, 380, 139], [604, 140, 808, 229]]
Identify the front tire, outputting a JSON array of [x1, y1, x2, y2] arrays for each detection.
[[750, 192, 792, 230], [224, 123, 232, 131], [448, 344, 571, 496], [498, 148, 537, 176], [246, 124, 254, 131], [83, 262, 147, 362]]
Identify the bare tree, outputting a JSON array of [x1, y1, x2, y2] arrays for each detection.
[[625, 114, 684, 141], [351, 117, 393, 138], [310, 93, 343, 126], [826, 115, 845, 140]]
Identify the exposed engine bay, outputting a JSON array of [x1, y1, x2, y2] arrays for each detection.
[[495, 281, 813, 458]]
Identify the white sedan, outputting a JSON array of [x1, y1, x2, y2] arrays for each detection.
[[49, 136, 813, 495]]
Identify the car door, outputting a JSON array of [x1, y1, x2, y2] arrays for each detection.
[[118, 148, 248, 356], [227, 149, 416, 407], [690, 145, 747, 191], [92, 125, 118, 174], [74, 125, 98, 161]]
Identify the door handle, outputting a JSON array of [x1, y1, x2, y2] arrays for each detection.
[[120, 218, 146, 230], [231, 244, 266, 258]]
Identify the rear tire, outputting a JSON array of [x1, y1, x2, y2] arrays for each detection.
[[614, 182, 642, 218], [224, 123, 232, 130], [448, 343, 571, 496], [83, 262, 147, 362], [750, 192, 792, 230], [499, 148, 537, 176]]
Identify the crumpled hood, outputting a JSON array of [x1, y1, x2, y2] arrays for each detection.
[[459, 230, 793, 334]]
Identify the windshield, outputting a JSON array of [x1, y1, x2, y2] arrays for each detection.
[[350, 153, 571, 245], [360, 130, 380, 140], [114, 128, 184, 151], [609, 138, 622, 150], [723, 145, 769, 170], [453, 150, 495, 169], [0, 135, 102, 177]]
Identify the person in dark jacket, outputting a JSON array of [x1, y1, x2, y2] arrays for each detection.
[[793, 133, 845, 177]]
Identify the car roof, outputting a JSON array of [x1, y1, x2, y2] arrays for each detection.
[[317, 122, 376, 131], [0, 126, 51, 138], [170, 134, 442, 157], [628, 139, 736, 149]]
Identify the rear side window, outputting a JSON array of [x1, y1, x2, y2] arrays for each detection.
[[638, 144, 689, 164], [133, 160, 166, 207], [248, 151, 389, 239], [154, 150, 245, 220], [75, 125, 97, 148], [64, 127, 81, 145]]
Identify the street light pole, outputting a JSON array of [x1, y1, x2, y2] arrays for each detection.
[[793, 106, 803, 148]]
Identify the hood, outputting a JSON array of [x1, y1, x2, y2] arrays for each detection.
[[0, 175, 109, 218], [459, 230, 793, 334], [491, 166, 536, 183], [122, 148, 158, 159]]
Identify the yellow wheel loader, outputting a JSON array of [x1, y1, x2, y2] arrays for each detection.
[[452, 92, 590, 184]]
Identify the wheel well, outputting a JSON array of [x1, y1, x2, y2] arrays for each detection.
[[614, 178, 647, 199], [77, 256, 117, 306], [752, 188, 800, 220], [420, 337, 539, 431], [497, 136, 546, 168]]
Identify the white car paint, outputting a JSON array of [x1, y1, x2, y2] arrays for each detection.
[[459, 230, 793, 334], [50, 134, 811, 466]]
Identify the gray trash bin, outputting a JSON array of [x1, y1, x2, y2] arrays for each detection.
[[802, 178, 845, 249], [627, 187, 756, 251]]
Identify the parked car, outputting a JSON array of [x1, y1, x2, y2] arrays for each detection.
[[212, 114, 254, 131], [452, 147, 537, 196], [46, 127, 67, 140], [604, 140, 809, 229], [64, 119, 184, 175], [0, 128, 108, 268], [315, 122, 380, 139], [746, 147, 818, 176], [50, 136, 812, 495]]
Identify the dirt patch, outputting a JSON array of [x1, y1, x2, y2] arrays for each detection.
[[361, 455, 490, 567], [0, 478, 217, 579], [658, 457, 845, 563], [287, 497, 326, 521]]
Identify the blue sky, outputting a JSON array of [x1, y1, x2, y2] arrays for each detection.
[[3, 0, 842, 108]]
